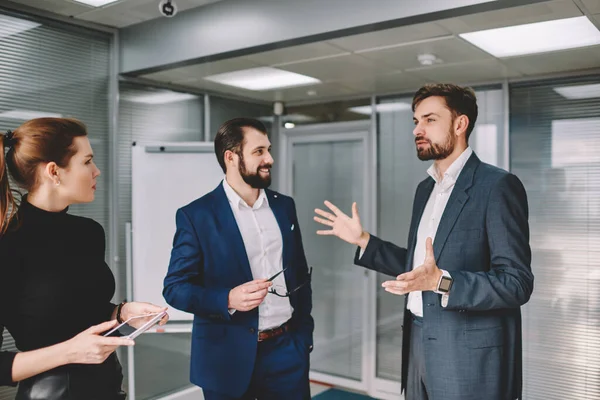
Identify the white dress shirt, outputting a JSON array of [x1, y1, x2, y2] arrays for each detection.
[[223, 179, 293, 331], [406, 147, 473, 317]]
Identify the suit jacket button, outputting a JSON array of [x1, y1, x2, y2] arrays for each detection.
[[249, 328, 256, 334]]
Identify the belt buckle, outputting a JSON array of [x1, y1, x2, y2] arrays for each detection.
[[258, 328, 271, 342], [258, 322, 287, 342]]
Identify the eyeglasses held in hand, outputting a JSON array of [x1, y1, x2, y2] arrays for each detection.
[[267, 266, 313, 298]]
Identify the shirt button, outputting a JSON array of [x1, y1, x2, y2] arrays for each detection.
[[249, 328, 256, 334]]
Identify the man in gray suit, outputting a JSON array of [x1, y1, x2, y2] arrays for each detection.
[[314, 83, 533, 400]]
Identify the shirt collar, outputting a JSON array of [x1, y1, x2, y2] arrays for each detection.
[[222, 178, 269, 210], [427, 147, 473, 187]]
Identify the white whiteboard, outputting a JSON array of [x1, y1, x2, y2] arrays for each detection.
[[131, 142, 224, 321]]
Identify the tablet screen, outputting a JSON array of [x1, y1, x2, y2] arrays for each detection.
[[103, 311, 167, 339]]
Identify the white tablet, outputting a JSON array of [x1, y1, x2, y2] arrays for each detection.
[[103, 311, 167, 340]]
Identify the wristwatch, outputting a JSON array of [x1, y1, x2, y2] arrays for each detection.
[[435, 270, 453, 294], [116, 301, 127, 323]]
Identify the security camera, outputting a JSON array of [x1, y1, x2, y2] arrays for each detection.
[[159, 0, 177, 17]]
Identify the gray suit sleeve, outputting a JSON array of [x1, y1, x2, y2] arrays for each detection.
[[354, 235, 409, 277], [445, 173, 534, 311]]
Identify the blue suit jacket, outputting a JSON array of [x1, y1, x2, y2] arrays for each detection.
[[163, 183, 314, 398], [355, 154, 533, 400]]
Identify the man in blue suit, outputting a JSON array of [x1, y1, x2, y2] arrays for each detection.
[[314, 84, 533, 400], [164, 118, 313, 400]]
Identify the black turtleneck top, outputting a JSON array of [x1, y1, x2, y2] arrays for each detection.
[[0, 197, 117, 386]]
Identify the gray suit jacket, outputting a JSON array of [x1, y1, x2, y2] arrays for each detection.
[[355, 153, 533, 400]]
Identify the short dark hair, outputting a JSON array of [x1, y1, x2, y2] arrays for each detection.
[[214, 117, 268, 173], [412, 84, 478, 140]]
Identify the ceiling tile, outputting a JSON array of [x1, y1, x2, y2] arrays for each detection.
[[327, 22, 451, 52], [7, 0, 222, 28], [502, 45, 600, 75], [276, 54, 394, 82], [78, 12, 146, 28], [78, 0, 221, 27], [77, 0, 151, 26], [339, 71, 426, 94], [436, 0, 582, 34], [7, 0, 90, 16], [266, 82, 359, 103], [141, 58, 262, 82], [358, 37, 492, 70], [582, 0, 600, 14], [175, 78, 272, 101], [408, 59, 522, 84], [177, 79, 359, 103], [244, 42, 348, 66]]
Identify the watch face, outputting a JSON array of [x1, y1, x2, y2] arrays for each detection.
[[439, 276, 452, 292]]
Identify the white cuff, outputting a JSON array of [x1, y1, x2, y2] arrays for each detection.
[[359, 247, 365, 259], [228, 308, 236, 315], [441, 293, 449, 308]]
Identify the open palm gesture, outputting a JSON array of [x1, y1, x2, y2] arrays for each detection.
[[314, 201, 369, 248], [382, 237, 442, 295]]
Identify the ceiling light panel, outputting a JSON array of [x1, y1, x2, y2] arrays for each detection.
[[204, 67, 321, 91], [73, 0, 120, 7], [553, 83, 600, 99], [460, 16, 600, 57]]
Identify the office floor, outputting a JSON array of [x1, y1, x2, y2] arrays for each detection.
[[148, 382, 374, 399], [310, 383, 376, 399]]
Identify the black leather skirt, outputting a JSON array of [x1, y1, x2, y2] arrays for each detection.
[[15, 353, 126, 400]]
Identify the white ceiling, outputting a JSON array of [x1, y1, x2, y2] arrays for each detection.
[[5, 0, 600, 104], [137, 0, 600, 104], [6, 0, 222, 28]]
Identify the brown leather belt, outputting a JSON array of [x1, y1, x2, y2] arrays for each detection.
[[258, 321, 290, 342]]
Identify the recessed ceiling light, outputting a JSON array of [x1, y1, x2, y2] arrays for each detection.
[[284, 122, 296, 129], [460, 16, 600, 58], [72, 0, 120, 6], [553, 83, 600, 99], [0, 15, 41, 40], [0, 110, 63, 120], [122, 91, 198, 104], [204, 67, 321, 91], [349, 102, 412, 115]]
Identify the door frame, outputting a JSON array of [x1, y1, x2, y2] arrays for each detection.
[[278, 120, 376, 393]]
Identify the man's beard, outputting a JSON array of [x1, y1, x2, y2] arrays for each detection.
[[239, 153, 272, 189], [416, 126, 456, 161]]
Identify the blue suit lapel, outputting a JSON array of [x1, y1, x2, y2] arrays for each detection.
[[432, 153, 479, 260], [211, 183, 253, 282], [265, 189, 295, 288]]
